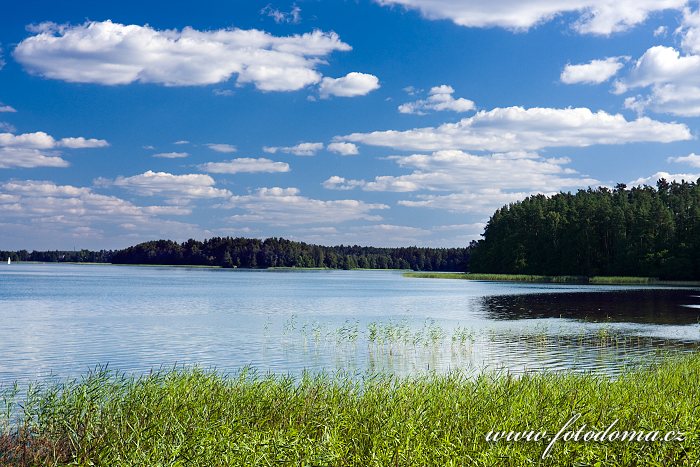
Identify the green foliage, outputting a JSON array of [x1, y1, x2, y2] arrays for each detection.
[[108, 237, 470, 271], [470, 180, 700, 280], [2, 355, 700, 466], [403, 273, 671, 284]]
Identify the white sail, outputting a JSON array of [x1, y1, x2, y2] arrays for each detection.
[[7, 257, 10, 265]]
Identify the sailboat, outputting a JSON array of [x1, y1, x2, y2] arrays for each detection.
[[7, 257, 10, 265]]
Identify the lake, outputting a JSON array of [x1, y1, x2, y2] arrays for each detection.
[[1, 263, 699, 385]]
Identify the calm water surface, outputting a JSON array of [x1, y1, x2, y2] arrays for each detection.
[[1, 263, 699, 384]]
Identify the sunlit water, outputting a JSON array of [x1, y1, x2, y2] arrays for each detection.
[[1, 263, 699, 384]]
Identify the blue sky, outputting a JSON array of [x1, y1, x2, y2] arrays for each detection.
[[2, 0, 700, 249]]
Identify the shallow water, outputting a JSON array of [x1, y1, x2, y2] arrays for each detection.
[[1, 263, 699, 383]]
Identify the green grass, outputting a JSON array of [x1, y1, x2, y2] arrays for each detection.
[[404, 272, 700, 286], [2, 355, 700, 466]]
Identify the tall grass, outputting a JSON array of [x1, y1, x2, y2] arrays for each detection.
[[403, 272, 689, 285], [2, 354, 699, 466]]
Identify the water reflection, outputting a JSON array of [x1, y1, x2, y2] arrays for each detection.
[[1, 264, 699, 384], [480, 289, 700, 324]]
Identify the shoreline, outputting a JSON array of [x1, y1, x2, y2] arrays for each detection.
[[403, 272, 700, 287]]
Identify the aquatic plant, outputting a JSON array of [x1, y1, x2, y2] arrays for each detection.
[[1, 354, 700, 465]]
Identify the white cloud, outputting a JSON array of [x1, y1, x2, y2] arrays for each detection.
[[0, 132, 108, 149], [263, 142, 323, 156], [617, 43, 700, 116], [220, 187, 388, 225], [654, 25, 668, 37], [14, 20, 353, 91], [341, 106, 691, 152], [213, 88, 235, 96], [261, 4, 302, 24], [375, 150, 597, 191], [397, 190, 537, 214], [0, 147, 68, 169], [668, 153, 700, 167], [0, 130, 108, 168], [0, 104, 16, 113], [398, 85, 475, 114], [153, 151, 189, 159], [319, 72, 380, 98], [0, 179, 208, 248], [58, 137, 110, 148], [327, 142, 359, 156], [375, 0, 686, 35], [173, 140, 190, 145], [324, 150, 599, 215], [206, 143, 237, 153], [322, 175, 367, 190], [109, 170, 231, 199], [681, 7, 700, 54], [198, 157, 290, 174], [629, 171, 700, 185], [560, 57, 627, 84]]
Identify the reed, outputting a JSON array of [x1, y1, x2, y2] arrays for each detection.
[[1, 354, 699, 466]]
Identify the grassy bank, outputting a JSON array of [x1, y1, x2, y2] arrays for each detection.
[[2, 355, 700, 466], [403, 272, 700, 286]]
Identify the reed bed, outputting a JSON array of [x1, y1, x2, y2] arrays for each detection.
[[2, 353, 699, 466], [403, 272, 680, 285]]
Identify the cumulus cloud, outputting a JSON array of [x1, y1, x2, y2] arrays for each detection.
[[319, 72, 380, 98], [198, 157, 290, 174], [261, 4, 302, 24], [0, 131, 109, 149], [173, 140, 190, 145], [0, 147, 68, 169], [0, 130, 108, 169], [375, 0, 686, 35], [220, 187, 388, 225], [324, 150, 599, 215], [14, 20, 353, 91], [397, 190, 538, 214], [108, 170, 231, 199], [324, 150, 596, 190], [560, 57, 627, 84], [0, 179, 207, 248], [153, 151, 189, 159], [668, 153, 700, 167], [322, 176, 367, 190], [681, 7, 700, 54], [398, 85, 475, 114], [327, 142, 359, 156], [629, 171, 700, 185], [618, 43, 700, 116], [206, 143, 236, 153], [0, 103, 16, 113], [263, 142, 323, 156], [340, 106, 691, 152]]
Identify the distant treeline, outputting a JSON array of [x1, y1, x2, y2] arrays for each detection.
[[1, 249, 112, 263], [470, 179, 700, 280], [111, 237, 469, 271], [2, 237, 470, 271]]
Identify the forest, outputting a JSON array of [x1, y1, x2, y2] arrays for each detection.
[[469, 179, 700, 280], [5, 180, 700, 278], [110, 237, 469, 271], [1, 238, 470, 271]]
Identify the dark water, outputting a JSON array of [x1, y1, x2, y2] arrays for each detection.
[[1, 264, 699, 384]]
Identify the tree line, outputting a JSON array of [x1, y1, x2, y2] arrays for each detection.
[[2, 237, 470, 271], [469, 179, 700, 280], [110, 237, 469, 271]]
